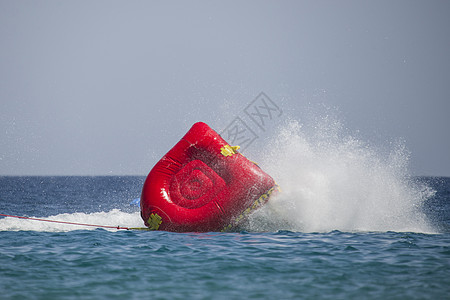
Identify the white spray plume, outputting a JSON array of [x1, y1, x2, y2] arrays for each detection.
[[246, 116, 435, 233]]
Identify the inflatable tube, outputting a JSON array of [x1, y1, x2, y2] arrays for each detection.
[[140, 122, 278, 232]]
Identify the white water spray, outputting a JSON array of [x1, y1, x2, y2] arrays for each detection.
[[0, 210, 143, 232], [246, 116, 435, 233]]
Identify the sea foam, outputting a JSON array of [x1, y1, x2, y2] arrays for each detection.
[[0, 209, 143, 232]]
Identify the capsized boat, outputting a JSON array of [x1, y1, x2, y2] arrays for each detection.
[[140, 122, 278, 232]]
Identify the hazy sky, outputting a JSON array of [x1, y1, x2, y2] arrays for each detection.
[[1, 1, 449, 176]]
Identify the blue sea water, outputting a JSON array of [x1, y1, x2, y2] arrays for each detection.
[[0, 176, 449, 299]]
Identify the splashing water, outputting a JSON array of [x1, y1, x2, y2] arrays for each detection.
[[245, 116, 435, 233], [0, 210, 143, 232]]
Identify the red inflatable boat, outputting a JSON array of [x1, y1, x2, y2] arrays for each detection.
[[140, 122, 278, 232]]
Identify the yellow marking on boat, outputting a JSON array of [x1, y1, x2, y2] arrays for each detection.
[[147, 213, 162, 230], [220, 145, 240, 157]]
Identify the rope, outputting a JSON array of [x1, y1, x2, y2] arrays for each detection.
[[0, 213, 150, 231]]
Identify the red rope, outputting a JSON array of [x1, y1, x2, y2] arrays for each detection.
[[0, 213, 130, 230]]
